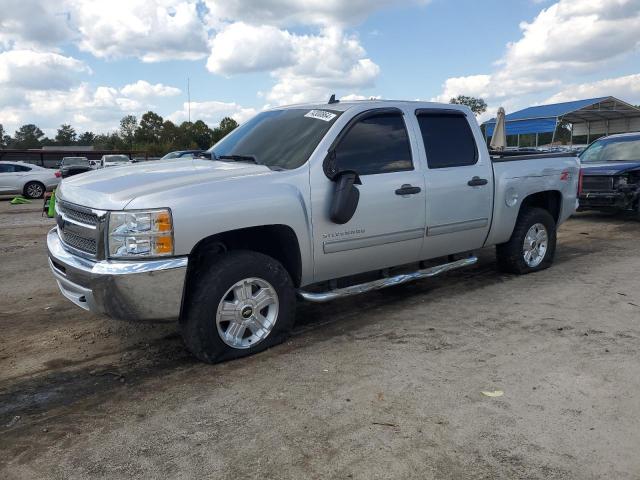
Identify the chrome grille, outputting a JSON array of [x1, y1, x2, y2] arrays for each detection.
[[582, 176, 614, 191], [56, 200, 105, 258], [57, 202, 99, 226], [58, 230, 97, 254]]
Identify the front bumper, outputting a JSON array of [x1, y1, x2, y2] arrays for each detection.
[[578, 191, 630, 210], [47, 227, 188, 321]]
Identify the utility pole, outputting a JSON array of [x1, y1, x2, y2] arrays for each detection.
[[187, 77, 191, 124]]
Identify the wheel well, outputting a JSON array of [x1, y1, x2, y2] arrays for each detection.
[[519, 191, 561, 223], [23, 180, 44, 190], [187, 225, 302, 288]]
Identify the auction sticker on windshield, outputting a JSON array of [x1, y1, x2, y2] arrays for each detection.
[[304, 110, 337, 122]]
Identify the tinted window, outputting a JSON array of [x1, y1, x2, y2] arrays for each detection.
[[334, 113, 412, 175], [0, 164, 30, 172], [417, 113, 478, 168], [210, 109, 342, 170]]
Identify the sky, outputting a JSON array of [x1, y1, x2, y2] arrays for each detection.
[[0, 0, 639, 136]]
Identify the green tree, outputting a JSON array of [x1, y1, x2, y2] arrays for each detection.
[[0, 124, 10, 148], [119, 115, 138, 150], [77, 131, 96, 145], [178, 121, 198, 149], [449, 95, 488, 116], [160, 120, 180, 149], [191, 120, 213, 150], [55, 124, 77, 145], [136, 111, 164, 144], [212, 117, 238, 144], [11, 124, 45, 148]]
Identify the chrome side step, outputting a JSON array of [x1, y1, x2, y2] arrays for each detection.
[[297, 256, 478, 303]]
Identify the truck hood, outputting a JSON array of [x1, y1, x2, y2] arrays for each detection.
[[581, 161, 640, 176], [58, 159, 273, 210]]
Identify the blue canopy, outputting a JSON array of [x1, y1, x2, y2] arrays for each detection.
[[484, 97, 609, 137]]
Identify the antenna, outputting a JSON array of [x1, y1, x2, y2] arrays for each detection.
[[187, 77, 191, 123], [328, 93, 339, 104]]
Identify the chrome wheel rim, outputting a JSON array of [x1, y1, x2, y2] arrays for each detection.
[[216, 277, 279, 349], [523, 223, 548, 267], [26, 183, 43, 198]]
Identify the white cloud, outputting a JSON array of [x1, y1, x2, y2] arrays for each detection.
[[545, 73, 640, 104], [167, 101, 257, 126], [340, 94, 382, 101], [206, 22, 380, 105], [0, 50, 90, 90], [0, 79, 188, 135], [0, 0, 74, 49], [207, 23, 296, 75], [434, 0, 640, 112], [68, 0, 209, 62], [204, 0, 427, 28], [120, 80, 181, 99]]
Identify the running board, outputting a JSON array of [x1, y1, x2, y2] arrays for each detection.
[[297, 256, 478, 303]]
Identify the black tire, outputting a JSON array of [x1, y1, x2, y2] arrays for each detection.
[[24, 181, 45, 199], [180, 250, 296, 364], [496, 207, 557, 274]]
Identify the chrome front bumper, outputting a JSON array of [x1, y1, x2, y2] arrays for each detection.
[[47, 227, 188, 321]]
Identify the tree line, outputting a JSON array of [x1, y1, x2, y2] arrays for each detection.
[[0, 112, 239, 156]]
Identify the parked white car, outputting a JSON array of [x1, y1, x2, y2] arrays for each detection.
[[99, 154, 131, 168], [0, 161, 60, 198]]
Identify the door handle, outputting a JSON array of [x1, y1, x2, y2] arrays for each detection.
[[467, 176, 488, 187], [395, 184, 421, 196]]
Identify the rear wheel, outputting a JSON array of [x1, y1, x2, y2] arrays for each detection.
[[180, 251, 296, 363], [496, 207, 557, 274], [24, 181, 45, 199]]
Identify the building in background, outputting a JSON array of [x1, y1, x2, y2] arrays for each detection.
[[483, 97, 640, 148]]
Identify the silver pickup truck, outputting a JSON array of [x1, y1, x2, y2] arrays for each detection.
[[48, 100, 579, 363]]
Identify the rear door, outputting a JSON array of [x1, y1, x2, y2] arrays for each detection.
[[310, 108, 427, 281], [414, 109, 493, 259]]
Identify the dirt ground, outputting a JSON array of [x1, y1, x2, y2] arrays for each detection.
[[1, 199, 639, 479]]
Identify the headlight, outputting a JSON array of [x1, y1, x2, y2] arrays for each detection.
[[617, 175, 628, 186], [108, 209, 174, 258]]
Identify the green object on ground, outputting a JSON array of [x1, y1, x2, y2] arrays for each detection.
[[10, 196, 31, 205], [48, 190, 56, 218]]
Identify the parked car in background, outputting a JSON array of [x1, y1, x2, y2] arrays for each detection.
[[0, 161, 60, 198], [160, 150, 205, 160], [100, 154, 131, 168], [578, 132, 640, 216], [59, 157, 92, 178], [48, 100, 579, 363]]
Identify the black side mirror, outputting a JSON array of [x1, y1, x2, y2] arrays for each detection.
[[330, 170, 362, 224]]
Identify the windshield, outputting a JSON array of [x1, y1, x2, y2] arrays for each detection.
[[161, 152, 188, 160], [580, 137, 640, 163], [104, 155, 129, 163], [208, 108, 342, 170], [62, 157, 88, 166]]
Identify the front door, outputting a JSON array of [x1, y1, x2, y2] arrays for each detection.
[[0, 164, 25, 193], [310, 109, 427, 282]]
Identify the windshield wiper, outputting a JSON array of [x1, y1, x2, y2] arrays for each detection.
[[217, 154, 259, 165]]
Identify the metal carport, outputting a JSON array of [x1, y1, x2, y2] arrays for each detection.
[[483, 96, 640, 147]]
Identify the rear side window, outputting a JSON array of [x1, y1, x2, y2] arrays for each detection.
[[334, 113, 413, 175], [0, 164, 30, 172], [416, 113, 478, 168]]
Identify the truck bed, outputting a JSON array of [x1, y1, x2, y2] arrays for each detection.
[[490, 151, 579, 162]]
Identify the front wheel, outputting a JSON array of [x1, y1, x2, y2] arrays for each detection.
[[496, 207, 557, 274], [180, 251, 296, 363]]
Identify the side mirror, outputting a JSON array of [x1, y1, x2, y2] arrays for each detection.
[[329, 170, 362, 224]]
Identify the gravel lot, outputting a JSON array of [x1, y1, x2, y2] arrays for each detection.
[[1, 199, 639, 479]]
